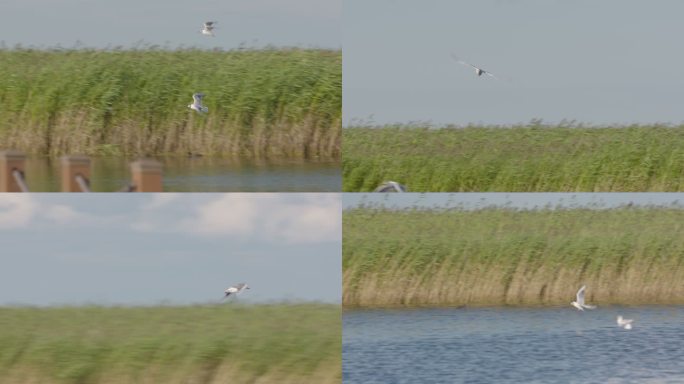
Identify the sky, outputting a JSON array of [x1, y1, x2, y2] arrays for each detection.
[[0, 0, 340, 49], [343, 193, 684, 210], [344, 0, 684, 126], [0, 194, 341, 306]]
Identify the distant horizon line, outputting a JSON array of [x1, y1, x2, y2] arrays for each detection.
[[342, 119, 684, 128], [0, 41, 341, 52], [0, 300, 341, 308]]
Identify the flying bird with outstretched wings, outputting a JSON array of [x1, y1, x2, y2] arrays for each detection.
[[451, 54, 500, 79], [223, 283, 250, 300], [201, 21, 217, 36]]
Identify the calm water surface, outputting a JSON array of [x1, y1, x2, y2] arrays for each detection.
[[19, 157, 339, 192], [344, 306, 684, 384]]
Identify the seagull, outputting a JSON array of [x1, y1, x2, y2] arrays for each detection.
[[571, 285, 596, 311], [201, 21, 217, 36], [451, 54, 499, 79], [374, 181, 407, 192], [188, 93, 208, 113], [617, 315, 633, 330], [223, 283, 249, 299]]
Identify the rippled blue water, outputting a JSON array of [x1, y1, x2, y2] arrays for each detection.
[[343, 306, 684, 384]]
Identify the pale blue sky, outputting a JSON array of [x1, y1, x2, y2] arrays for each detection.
[[0, 0, 340, 49], [343, 193, 684, 210], [0, 194, 341, 306], [344, 0, 684, 126]]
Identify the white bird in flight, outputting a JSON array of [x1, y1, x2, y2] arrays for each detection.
[[451, 54, 499, 79], [571, 285, 597, 311], [188, 93, 208, 113], [617, 315, 633, 330], [374, 181, 407, 192], [223, 283, 249, 299], [201, 21, 217, 37]]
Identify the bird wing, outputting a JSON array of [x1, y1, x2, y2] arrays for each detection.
[[483, 71, 499, 80], [450, 53, 478, 69], [576, 285, 586, 305], [225, 286, 237, 294], [204, 21, 216, 27], [393, 182, 406, 192], [192, 93, 204, 104], [457, 60, 478, 70]]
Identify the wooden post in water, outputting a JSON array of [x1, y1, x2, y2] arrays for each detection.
[[61, 155, 91, 192], [130, 159, 163, 192], [0, 150, 27, 192]]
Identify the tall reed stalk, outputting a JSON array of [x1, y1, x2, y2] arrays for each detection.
[[343, 124, 684, 191], [343, 207, 684, 307], [0, 47, 341, 159]]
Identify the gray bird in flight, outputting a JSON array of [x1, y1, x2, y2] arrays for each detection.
[[451, 54, 499, 79], [223, 283, 249, 299], [571, 285, 597, 311], [374, 181, 407, 192], [188, 92, 208, 113], [201, 21, 217, 36]]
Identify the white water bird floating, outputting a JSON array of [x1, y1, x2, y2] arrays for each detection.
[[188, 93, 208, 113], [571, 285, 597, 311], [617, 315, 633, 330], [451, 54, 499, 79], [374, 181, 407, 192], [223, 283, 249, 299], [201, 21, 217, 36]]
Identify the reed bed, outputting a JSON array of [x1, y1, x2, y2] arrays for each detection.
[[343, 207, 684, 308], [0, 47, 341, 159], [0, 304, 340, 384], [343, 124, 684, 191]]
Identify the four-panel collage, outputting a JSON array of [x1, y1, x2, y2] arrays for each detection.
[[2, 0, 684, 383]]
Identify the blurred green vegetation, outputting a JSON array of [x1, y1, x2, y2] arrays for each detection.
[[343, 206, 684, 307], [0, 47, 341, 159], [0, 304, 340, 383], [343, 123, 684, 191]]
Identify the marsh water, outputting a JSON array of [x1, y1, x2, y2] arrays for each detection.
[[343, 306, 684, 384], [18, 157, 340, 192]]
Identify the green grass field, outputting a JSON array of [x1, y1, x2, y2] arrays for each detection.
[[0, 304, 340, 383], [0, 47, 341, 159], [343, 207, 684, 307], [343, 124, 684, 191]]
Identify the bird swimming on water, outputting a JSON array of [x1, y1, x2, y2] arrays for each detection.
[[617, 315, 633, 330]]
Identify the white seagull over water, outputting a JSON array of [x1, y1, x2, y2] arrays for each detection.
[[374, 181, 407, 192], [571, 285, 596, 311], [617, 315, 633, 330], [223, 283, 249, 299], [188, 93, 208, 113], [451, 54, 499, 79], [200, 21, 217, 36]]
